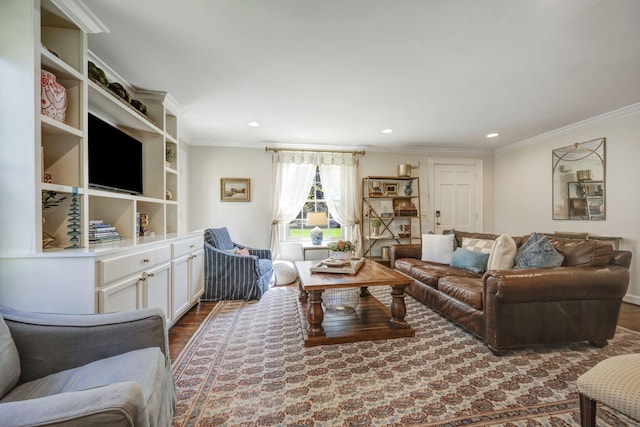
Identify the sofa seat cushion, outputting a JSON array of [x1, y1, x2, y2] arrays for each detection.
[[409, 262, 481, 289], [394, 257, 424, 276], [438, 277, 484, 310], [1, 347, 164, 403]]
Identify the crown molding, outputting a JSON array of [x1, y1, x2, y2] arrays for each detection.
[[494, 102, 640, 155], [51, 0, 109, 34]]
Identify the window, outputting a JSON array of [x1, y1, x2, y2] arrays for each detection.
[[288, 167, 342, 241]]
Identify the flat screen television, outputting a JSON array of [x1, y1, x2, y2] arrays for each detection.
[[88, 113, 143, 195]]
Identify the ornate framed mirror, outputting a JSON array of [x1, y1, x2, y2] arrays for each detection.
[[552, 138, 605, 220]]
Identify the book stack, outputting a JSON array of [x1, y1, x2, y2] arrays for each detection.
[[89, 220, 124, 244]]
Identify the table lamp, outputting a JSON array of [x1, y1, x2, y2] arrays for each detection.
[[307, 211, 328, 245]]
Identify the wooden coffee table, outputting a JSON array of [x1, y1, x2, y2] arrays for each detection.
[[295, 259, 415, 347]]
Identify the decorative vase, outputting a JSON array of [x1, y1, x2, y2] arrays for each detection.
[[41, 70, 67, 123], [372, 226, 380, 236], [404, 181, 413, 196], [330, 251, 352, 261]]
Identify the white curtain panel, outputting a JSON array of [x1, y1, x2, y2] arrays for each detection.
[[270, 150, 363, 259], [270, 153, 316, 259], [319, 154, 362, 257]]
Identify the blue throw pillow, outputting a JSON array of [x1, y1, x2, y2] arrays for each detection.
[[450, 247, 490, 274], [514, 235, 564, 269]]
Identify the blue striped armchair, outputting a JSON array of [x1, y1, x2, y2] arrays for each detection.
[[203, 227, 274, 301]]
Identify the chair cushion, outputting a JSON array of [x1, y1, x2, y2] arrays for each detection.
[[438, 277, 484, 310], [577, 354, 640, 422], [0, 313, 20, 398], [207, 227, 235, 250], [1, 347, 164, 403]]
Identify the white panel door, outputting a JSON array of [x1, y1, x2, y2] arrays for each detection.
[[433, 163, 479, 233]]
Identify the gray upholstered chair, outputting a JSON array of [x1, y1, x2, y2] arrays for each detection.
[[203, 227, 274, 300], [0, 306, 175, 427]]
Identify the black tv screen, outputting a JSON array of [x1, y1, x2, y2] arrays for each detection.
[[88, 113, 143, 195]]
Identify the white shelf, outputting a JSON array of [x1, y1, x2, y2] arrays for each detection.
[[40, 183, 84, 194], [40, 47, 84, 80], [41, 114, 83, 137], [88, 80, 164, 135]]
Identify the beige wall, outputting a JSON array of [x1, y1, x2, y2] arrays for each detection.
[[189, 108, 638, 303], [188, 146, 495, 251], [494, 108, 640, 303]]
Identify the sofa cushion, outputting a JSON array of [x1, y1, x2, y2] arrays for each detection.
[[450, 248, 490, 274], [549, 238, 614, 267], [487, 233, 517, 270], [438, 277, 483, 310], [0, 313, 20, 398], [514, 234, 564, 269], [2, 347, 164, 403], [461, 237, 495, 254], [421, 234, 455, 264], [411, 262, 481, 288]]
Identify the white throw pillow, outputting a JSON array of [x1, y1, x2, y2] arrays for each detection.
[[421, 234, 455, 264], [486, 233, 517, 270], [461, 237, 495, 254]]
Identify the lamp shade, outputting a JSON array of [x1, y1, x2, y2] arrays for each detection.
[[306, 211, 328, 227]]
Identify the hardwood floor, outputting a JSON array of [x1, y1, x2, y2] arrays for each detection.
[[168, 299, 640, 363]]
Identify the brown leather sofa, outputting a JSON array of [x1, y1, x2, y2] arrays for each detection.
[[390, 231, 632, 355]]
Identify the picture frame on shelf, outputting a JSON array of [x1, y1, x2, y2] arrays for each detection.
[[384, 183, 397, 196], [221, 178, 251, 202]]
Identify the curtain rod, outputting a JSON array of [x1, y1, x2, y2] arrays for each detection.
[[265, 146, 365, 156]]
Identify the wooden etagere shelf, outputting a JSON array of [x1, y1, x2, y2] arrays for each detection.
[[361, 176, 422, 260]]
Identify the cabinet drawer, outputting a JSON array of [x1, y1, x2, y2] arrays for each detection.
[[172, 236, 203, 258], [97, 245, 171, 286]]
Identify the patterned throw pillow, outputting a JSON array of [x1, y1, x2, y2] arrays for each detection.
[[514, 234, 564, 269], [461, 237, 495, 254]]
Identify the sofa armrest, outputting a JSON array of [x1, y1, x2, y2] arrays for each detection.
[[389, 244, 421, 268], [483, 265, 630, 303], [0, 306, 168, 384], [611, 250, 632, 268], [0, 382, 149, 427]]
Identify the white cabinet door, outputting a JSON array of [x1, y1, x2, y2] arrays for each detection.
[[144, 262, 172, 322], [189, 249, 204, 303], [172, 254, 191, 320], [98, 275, 142, 313]]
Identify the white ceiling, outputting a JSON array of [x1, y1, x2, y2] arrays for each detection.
[[83, 0, 640, 152]]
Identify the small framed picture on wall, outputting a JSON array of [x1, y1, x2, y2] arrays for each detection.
[[221, 178, 251, 202]]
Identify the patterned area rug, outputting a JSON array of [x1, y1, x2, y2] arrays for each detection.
[[172, 285, 640, 426]]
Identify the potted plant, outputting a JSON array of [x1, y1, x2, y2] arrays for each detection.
[[165, 147, 176, 168], [370, 219, 381, 236], [328, 240, 356, 260]]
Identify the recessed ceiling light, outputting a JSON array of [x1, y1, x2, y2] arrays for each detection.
[[486, 133, 499, 138], [248, 121, 260, 127], [382, 128, 393, 134]]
